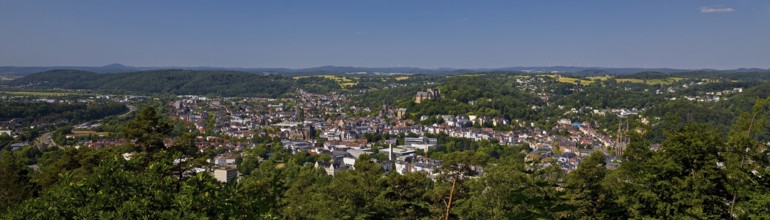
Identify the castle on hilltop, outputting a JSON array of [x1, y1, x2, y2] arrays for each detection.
[[415, 89, 440, 104]]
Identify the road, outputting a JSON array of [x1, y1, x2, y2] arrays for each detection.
[[33, 132, 58, 150], [120, 104, 136, 118]]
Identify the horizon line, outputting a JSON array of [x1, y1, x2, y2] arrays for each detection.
[[1, 63, 768, 71]]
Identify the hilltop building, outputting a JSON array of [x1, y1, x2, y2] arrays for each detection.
[[396, 108, 407, 119], [415, 89, 440, 104]]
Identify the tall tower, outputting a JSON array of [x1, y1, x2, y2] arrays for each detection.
[[615, 117, 627, 156], [389, 143, 394, 161]]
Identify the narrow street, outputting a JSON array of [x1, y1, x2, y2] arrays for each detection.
[[33, 132, 58, 150]]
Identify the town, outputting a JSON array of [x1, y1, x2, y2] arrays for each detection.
[[1, 73, 748, 184], [3, 1, 769, 218]]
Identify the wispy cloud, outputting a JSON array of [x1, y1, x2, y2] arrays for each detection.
[[700, 6, 735, 13]]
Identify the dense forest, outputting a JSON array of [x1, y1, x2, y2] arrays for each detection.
[[8, 70, 295, 97], [353, 75, 543, 121], [408, 75, 543, 119], [5, 69, 432, 98], [0, 100, 128, 125]]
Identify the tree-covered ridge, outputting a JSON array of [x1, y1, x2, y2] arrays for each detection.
[[350, 72, 770, 138], [354, 74, 544, 120], [0, 100, 128, 125], [9, 69, 295, 97]]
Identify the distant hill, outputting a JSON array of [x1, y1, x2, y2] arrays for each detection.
[[3, 64, 768, 78], [8, 69, 294, 97], [0, 64, 155, 77]]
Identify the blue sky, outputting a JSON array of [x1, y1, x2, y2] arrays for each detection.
[[1, 0, 769, 69]]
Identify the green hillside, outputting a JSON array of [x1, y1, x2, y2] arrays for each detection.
[[9, 69, 295, 97]]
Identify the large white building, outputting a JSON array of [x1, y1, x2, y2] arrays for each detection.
[[213, 168, 238, 183]]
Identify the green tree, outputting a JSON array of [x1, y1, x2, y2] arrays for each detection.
[[724, 97, 770, 217], [562, 151, 620, 219], [124, 106, 172, 152], [655, 124, 730, 218], [282, 164, 330, 219], [0, 151, 37, 213], [205, 112, 217, 134], [32, 147, 113, 188], [167, 132, 211, 191], [381, 172, 433, 219], [434, 151, 485, 220], [238, 158, 287, 217], [459, 157, 564, 219], [604, 132, 651, 218], [610, 124, 731, 219], [6, 150, 234, 219], [310, 154, 388, 219]]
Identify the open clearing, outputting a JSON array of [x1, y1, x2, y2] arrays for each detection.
[[71, 130, 111, 136], [557, 77, 594, 85], [293, 75, 359, 88], [2, 91, 82, 96], [615, 77, 686, 85], [548, 75, 687, 85]]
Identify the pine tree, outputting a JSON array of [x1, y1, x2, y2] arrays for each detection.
[[124, 106, 172, 152], [0, 151, 37, 213]]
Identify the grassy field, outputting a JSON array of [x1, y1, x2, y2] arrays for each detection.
[[586, 76, 612, 81], [540, 75, 594, 85], [323, 75, 358, 87], [2, 91, 82, 96], [616, 77, 686, 85], [395, 76, 410, 81], [548, 75, 687, 85], [71, 131, 111, 136], [558, 77, 594, 85], [294, 75, 359, 88]]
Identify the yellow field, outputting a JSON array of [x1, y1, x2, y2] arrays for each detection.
[[0, 77, 15, 81], [540, 75, 594, 84], [548, 75, 686, 85], [71, 131, 111, 136], [615, 78, 646, 84], [616, 77, 686, 85], [557, 77, 594, 85], [326, 75, 358, 87], [2, 91, 81, 96], [395, 76, 410, 81], [587, 76, 612, 81], [294, 75, 359, 88]]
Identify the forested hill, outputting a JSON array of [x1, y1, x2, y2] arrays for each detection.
[[8, 69, 295, 97]]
